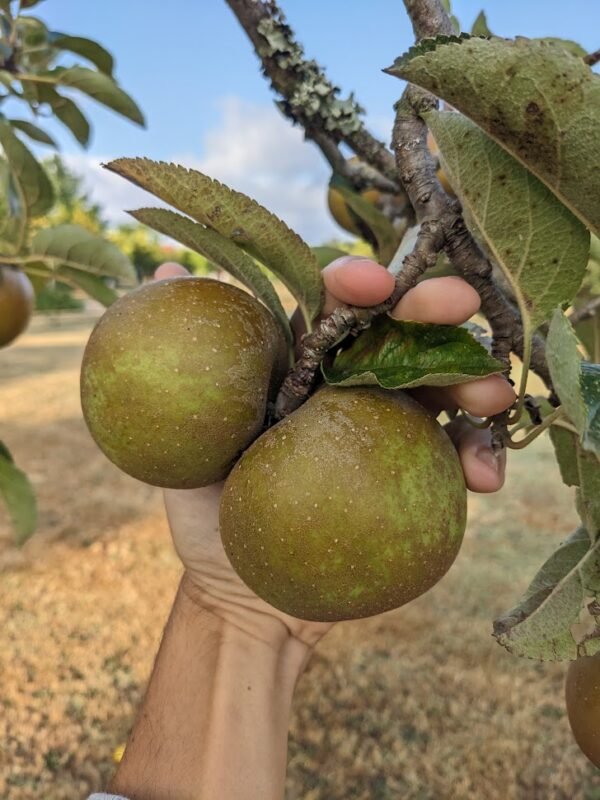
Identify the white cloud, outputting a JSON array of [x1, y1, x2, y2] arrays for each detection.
[[63, 96, 343, 244]]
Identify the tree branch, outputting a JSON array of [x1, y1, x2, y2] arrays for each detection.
[[273, 221, 444, 419], [403, 0, 454, 38], [225, 0, 398, 186]]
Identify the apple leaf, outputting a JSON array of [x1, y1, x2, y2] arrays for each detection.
[[470, 11, 492, 37], [547, 309, 600, 456], [385, 36, 600, 236], [27, 224, 136, 285], [130, 207, 293, 345], [21, 67, 144, 126], [576, 444, 600, 538], [311, 246, 348, 269], [8, 119, 57, 147], [322, 316, 503, 389], [581, 363, 600, 454], [0, 118, 54, 218], [0, 444, 37, 545], [549, 426, 580, 487], [424, 111, 589, 332], [105, 158, 324, 327], [48, 32, 114, 75], [36, 85, 90, 146], [493, 527, 600, 661]]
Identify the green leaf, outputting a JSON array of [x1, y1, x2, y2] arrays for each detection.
[[36, 85, 90, 145], [0, 118, 53, 218], [311, 246, 348, 269], [470, 11, 492, 37], [28, 224, 136, 284], [0, 445, 37, 545], [0, 155, 22, 253], [576, 443, 600, 537], [130, 207, 293, 345], [105, 158, 324, 327], [547, 309, 588, 432], [493, 528, 600, 660], [549, 425, 580, 487], [424, 111, 589, 331], [56, 267, 118, 306], [322, 316, 504, 389], [329, 175, 400, 266], [23, 67, 144, 126], [581, 362, 600, 454], [8, 118, 57, 147], [385, 36, 600, 237], [48, 32, 114, 75]]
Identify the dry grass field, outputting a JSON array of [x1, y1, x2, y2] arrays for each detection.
[[1, 311, 599, 799]]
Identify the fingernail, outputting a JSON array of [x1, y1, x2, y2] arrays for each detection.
[[325, 255, 372, 270], [476, 446, 500, 473]]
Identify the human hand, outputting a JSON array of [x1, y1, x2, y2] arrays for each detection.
[[153, 259, 514, 651]]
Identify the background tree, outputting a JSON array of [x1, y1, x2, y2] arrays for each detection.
[[0, 0, 143, 543]]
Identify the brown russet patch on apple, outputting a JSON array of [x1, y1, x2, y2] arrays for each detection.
[[1, 309, 598, 799]]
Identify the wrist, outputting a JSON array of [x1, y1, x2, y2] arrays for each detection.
[[179, 571, 314, 674]]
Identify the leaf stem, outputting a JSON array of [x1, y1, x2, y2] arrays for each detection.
[[505, 406, 564, 449], [462, 413, 493, 430]]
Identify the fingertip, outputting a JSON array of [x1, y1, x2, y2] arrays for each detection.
[[446, 418, 507, 493], [322, 256, 395, 307], [154, 262, 190, 280], [448, 375, 516, 418], [391, 276, 481, 325]]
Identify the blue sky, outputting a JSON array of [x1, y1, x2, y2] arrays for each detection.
[[16, 0, 600, 242]]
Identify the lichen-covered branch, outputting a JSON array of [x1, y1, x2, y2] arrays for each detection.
[[225, 0, 397, 186], [403, 0, 454, 39], [274, 221, 444, 419]]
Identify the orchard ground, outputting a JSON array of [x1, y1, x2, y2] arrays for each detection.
[[1, 303, 599, 800]]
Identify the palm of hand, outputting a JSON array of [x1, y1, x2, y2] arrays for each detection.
[[164, 485, 335, 648], [156, 257, 514, 646]]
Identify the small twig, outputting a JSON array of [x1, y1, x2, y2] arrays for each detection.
[[505, 406, 564, 449], [568, 296, 600, 326], [584, 48, 600, 67], [273, 220, 445, 419]]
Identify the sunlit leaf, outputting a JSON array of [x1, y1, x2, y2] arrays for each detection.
[[48, 32, 114, 75], [493, 528, 600, 661], [0, 444, 37, 545], [21, 66, 144, 126], [386, 35, 600, 236], [130, 207, 292, 345], [549, 425, 580, 487], [311, 246, 348, 269], [36, 84, 90, 145], [470, 11, 492, 37], [28, 224, 136, 284], [0, 118, 53, 218], [106, 158, 324, 327], [424, 111, 589, 332], [8, 118, 57, 147], [323, 316, 503, 389], [547, 310, 600, 457]]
